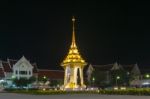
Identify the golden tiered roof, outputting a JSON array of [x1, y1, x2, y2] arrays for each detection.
[[61, 17, 87, 67]]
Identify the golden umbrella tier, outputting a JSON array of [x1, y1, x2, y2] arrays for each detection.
[[61, 46, 87, 66]]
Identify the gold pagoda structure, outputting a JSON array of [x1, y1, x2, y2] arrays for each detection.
[[61, 17, 87, 89]]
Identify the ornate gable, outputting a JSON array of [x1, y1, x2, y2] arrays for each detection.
[[13, 56, 33, 69]]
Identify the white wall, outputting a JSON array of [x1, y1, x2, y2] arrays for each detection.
[[13, 56, 33, 79]]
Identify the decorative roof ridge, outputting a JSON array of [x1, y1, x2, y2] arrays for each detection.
[[38, 69, 64, 72], [1, 61, 9, 63], [7, 58, 18, 61], [92, 64, 114, 67], [121, 64, 137, 66]]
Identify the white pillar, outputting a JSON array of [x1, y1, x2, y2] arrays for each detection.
[[80, 67, 84, 86], [74, 67, 77, 85], [31, 70, 33, 76], [64, 67, 67, 85], [27, 70, 29, 79], [18, 69, 20, 79]]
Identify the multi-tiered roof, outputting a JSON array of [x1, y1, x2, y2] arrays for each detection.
[[61, 17, 87, 67]]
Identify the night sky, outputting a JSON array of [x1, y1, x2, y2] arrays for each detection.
[[0, 0, 150, 69]]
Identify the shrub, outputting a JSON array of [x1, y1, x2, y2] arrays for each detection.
[[5, 88, 150, 95]]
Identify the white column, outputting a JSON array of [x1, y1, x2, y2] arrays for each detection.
[[13, 69, 15, 77], [80, 67, 84, 86], [64, 67, 67, 85], [70, 67, 73, 83], [27, 70, 29, 79], [18, 69, 20, 79], [31, 70, 33, 76], [74, 67, 77, 85]]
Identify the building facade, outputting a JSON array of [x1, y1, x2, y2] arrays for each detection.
[[86, 62, 146, 88], [0, 56, 64, 88], [0, 56, 38, 86], [13, 56, 33, 79]]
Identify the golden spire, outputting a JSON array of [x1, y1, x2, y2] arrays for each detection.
[[71, 16, 76, 48], [61, 16, 87, 67]]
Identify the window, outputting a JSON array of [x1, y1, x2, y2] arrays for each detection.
[[19, 71, 27, 75], [16, 70, 18, 74], [29, 71, 31, 75]]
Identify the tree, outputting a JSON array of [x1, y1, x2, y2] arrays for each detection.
[[13, 77, 36, 88], [110, 69, 127, 86], [38, 76, 48, 83]]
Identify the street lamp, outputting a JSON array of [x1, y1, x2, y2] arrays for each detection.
[[43, 76, 47, 83], [146, 74, 150, 79], [11, 75, 16, 79], [92, 77, 95, 86], [144, 74, 150, 87], [43, 76, 46, 79], [116, 76, 120, 86]]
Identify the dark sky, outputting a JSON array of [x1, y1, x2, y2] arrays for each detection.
[[0, 0, 150, 69]]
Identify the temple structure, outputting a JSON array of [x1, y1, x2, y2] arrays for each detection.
[[61, 17, 87, 89]]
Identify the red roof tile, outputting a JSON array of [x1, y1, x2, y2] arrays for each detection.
[[92, 64, 114, 71], [2, 62, 12, 72], [0, 68, 5, 77], [32, 63, 38, 73], [38, 70, 64, 79], [7, 59, 17, 68]]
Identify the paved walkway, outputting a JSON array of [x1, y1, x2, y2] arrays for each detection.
[[0, 93, 150, 99]]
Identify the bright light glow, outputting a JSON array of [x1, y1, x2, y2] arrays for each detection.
[[116, 76, 120, 79], [69, 50, 72, 54], [42, 88, 46, 91], [142, 82, 150, 85], [55, 88, 57, 90], [67, 59, 70, 62], [73, 49, 78, 53], [81, 60, 84, 63], [11, 75, 16, 79], [114, 87, 118, 90], [0, 79, 4, 83], [146, 74, 150, 78], [120, 87, 126, 90], [43, 76, 46, 79], [92, 77, 95, 81]]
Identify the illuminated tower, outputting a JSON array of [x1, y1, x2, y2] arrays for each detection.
[[61, 16, 87, 89]]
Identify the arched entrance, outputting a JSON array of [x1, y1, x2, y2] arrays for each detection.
[[77, 68, 81, 86]]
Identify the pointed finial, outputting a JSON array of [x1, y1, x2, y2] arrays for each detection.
[[21, 55, 26, 60], [71, 16, 76, 47]]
